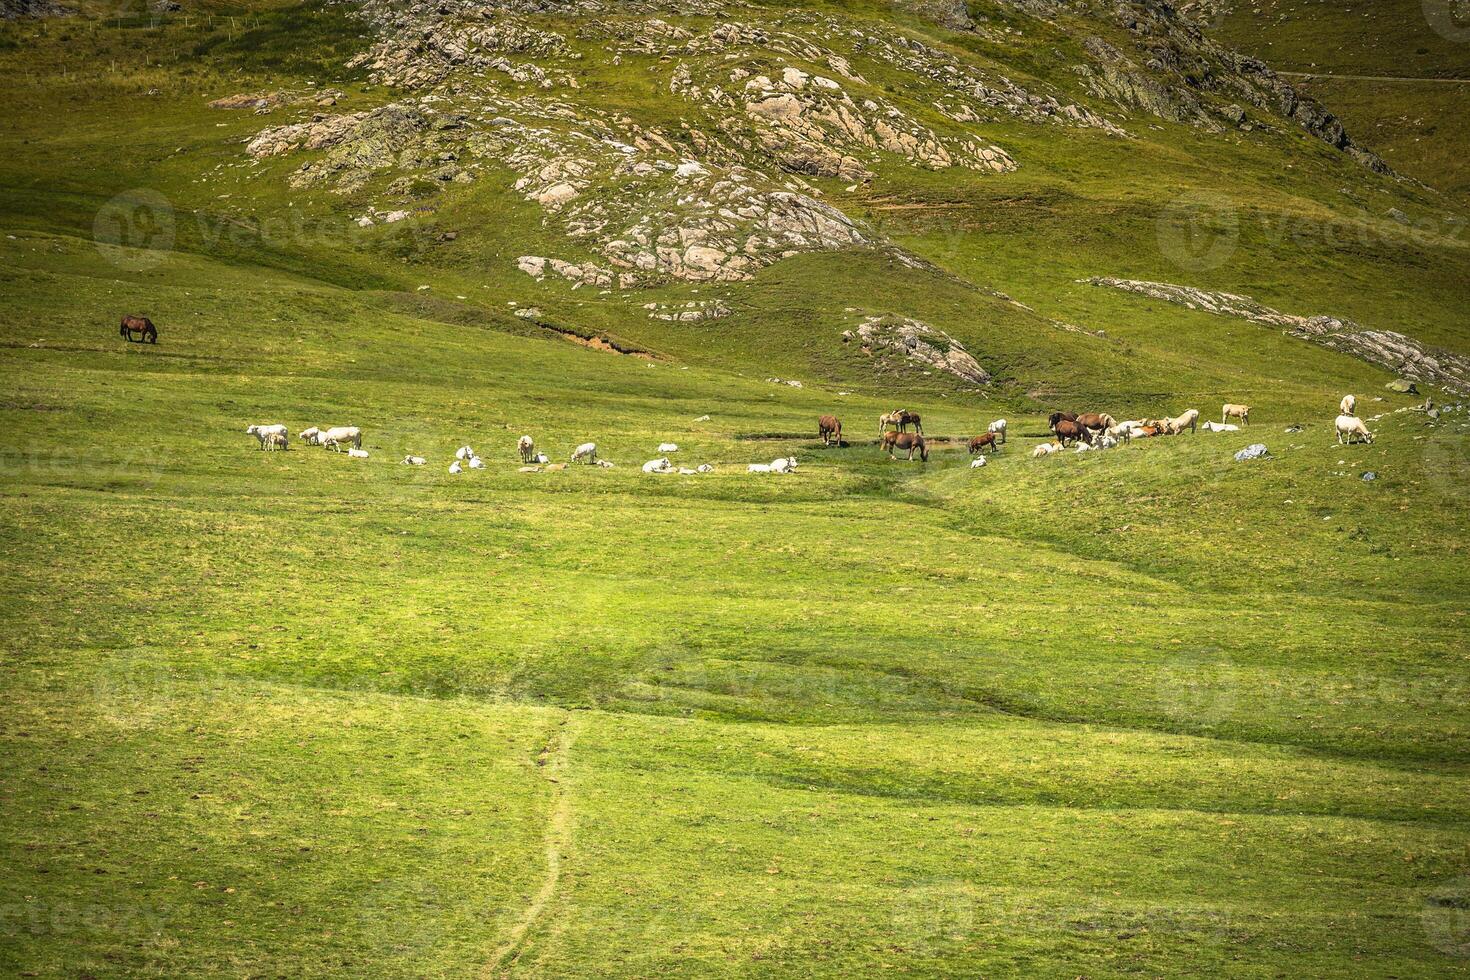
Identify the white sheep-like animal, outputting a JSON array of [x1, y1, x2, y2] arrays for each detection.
[[642, 457, 674, 473], [988, 419, 1007, 444], [1075, 442, 1094, 453], [596, 459, 615, 468], [449, 460, 463, 474], [970, 456, 987, 469], [247, 423, 288, 449], [1340, 394, 1357, 416], [1096, 434, 1118, 449], [455, 445, 475, 461], [657, 442, 679, 453], [299, 426, 323, 445], [517, 435, 535, 463], [402, 455, 426, 466], [571, 442, 597, 464], [535, 453, 550, 464], [748, 463, 773, 473], [469, 456, 485, 469], [696, 463, 714, 473], [321, 426, 363, 452], [1335, 414, 1374, 445], [677, 467, 696, 475], [347, 447, 369, 459]]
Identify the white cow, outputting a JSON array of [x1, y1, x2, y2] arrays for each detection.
[[321, 426, 363, 451], [455, 445, 475, 461], [1335, 414, 1374, 444], [747, 463, 773, 473], [347, 448, 369, 459], [571, 442, 598, 464], [299, 426, 323, 446], [449, 460, 463, 474], [657, 442, 679, 453], [401, 455, 426, 465], [988, 419, 1007, 444], [642, 457, 674, 473], [517, 436, 535, 463], [1032, 443, 1061, 458], [469, 456, 485, 469], [970, 456, 987, 469], [247, 423, 288, 449]]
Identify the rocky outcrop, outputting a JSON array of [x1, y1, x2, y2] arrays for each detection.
[[852, 315, 991, 385], [1087, 277, 1470, 394]]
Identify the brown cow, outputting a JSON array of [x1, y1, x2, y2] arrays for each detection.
[[818, 415, 843, 447], [881, 430, 928, 461], [968, 432, 1000, 455], [1053, 419, 1092, 446]]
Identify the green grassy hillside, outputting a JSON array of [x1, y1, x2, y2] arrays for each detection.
[[2, 0, 1469, 976]]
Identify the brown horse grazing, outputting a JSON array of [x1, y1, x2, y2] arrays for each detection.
[[1053, 419, 1092, 446], [818, 414, 843, 447], [1076, 412, 1114, 433], [119, 315, 157, 343], [1048, 411, 1078, 433], [968, 432, 999, 455], [881, 430, 928, 461]]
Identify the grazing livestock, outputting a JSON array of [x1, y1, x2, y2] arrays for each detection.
[[970, 456, 987, 469], [1032, 442, 1061, 458], [596, 460, 616, 468], [571, 442, 598, 464], [321, 426, 363, 452], [880, 410, 923, 435], [988, 419, 1008, 444], [1076, 413, 1115, 434], [1200, 421, 1240, 433], [1335, 414, 1374, 444], [696, 463, 714, 473], [643, 457, 674, 474], [455, 446, 475, 462], [119, 315, 157, 343], [1222, 404, 1251, 425], [1340, 394, 1357, 416], [534, 453, 550, 464], [347, 448, 369, 459], [449, 460, 463, 474], [517, 435, 535, 463], [1048, 411, 1078, 433], [881, 431, 928, 461], [263, 432, 288, 452], [544, 463, 568, 472], [1163, 409, 1199, 435], [299, 426, 323, 446], [658, 443, 679, 453], [1096, 434, 1118, 449], [818, 415, 842, 447], [771, 456, 798, 473], [1133, 425, 1161, 438], [1103, 422, 1135, 444], [748, 463, 772, 473], [247, 423, 288, 449], [1053, 419, 1092, 446], [967, 432, 1000, 455], [402, 455, 426, 466]]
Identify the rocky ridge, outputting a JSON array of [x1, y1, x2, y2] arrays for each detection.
[[1088, 277, 1469, 394]]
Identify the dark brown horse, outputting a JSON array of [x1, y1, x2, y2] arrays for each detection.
[[119, 315, 157, 343], [968, 432, 999, 455], [881, 430, 928, 461], [880, 410, 923, 435], [1053, 419, 1092, 446], [1048, 411, 1078, 433], [818, 414, 842, 447]]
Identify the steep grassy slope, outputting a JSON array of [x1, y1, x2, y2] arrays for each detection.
[[3, 0, 1470, 976]]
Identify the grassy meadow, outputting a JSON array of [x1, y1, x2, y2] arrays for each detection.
[[2, 0, 1470, 976]]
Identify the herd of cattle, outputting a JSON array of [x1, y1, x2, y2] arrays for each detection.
[[244, 395, 1380, 475]]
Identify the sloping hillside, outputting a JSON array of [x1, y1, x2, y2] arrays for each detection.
[[2, 0, 1469, 976]]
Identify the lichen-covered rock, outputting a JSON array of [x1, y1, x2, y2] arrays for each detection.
[[854, 315, 991, 385]]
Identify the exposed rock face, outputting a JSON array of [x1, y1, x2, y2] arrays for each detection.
[[1087, 277, 1470, 394], [853, 315, 991, 385]]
